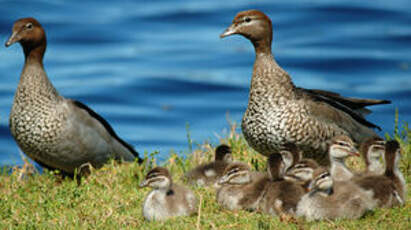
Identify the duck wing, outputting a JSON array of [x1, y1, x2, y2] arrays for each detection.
[[68, 100, 141, 162], [297, 88, 388, 131]]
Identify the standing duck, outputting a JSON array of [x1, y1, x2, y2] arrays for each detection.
[[139, 167, 198, 221], [220, 10, 389, 163], [328, 135, 360, 181], [184, 144, 233, 187], [360, 137, 386, 175], [353, 140, 406, 207], [296, 167, 376, 221], [5, 18, 141, 174]]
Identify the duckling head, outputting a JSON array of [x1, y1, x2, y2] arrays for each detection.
[[215, 144, 233, 162], [285, 159, 319, 183], [139, 167, 172, 190], [329, 135, 360, 161], [218, 163, 251, 185], [360, 137, 385, 165], [309, 167, 333, 194]]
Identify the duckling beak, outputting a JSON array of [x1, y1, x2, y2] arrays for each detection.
[[5, 31, 19, 47], [349, 147, 360, 157], [217, 175, 228, 185], [139, 180, 148, 188], [220, 24, 237, 38]]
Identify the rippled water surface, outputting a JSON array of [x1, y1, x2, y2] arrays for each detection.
[[0, 0, 410, 166]]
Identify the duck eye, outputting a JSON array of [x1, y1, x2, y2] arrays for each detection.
[[26, 23, 33, 29], [244, 17, 251, 23]]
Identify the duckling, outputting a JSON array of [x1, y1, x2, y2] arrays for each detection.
[[258, 153, 306, 216], [296, 167, 376, 221], [360, 137, 385, 175], [184, 144, 233, 187], [385, 140, 406, 202], [284, 158, 319, 190], [139, 167, 197, 221], [353, 140, 405, 207], [216, 162, 269, 211], [328, 135, 360, 181]]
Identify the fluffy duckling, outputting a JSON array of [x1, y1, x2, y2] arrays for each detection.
[[216, 162, 269, 211], [184, 144, 233, 187], [296, 167, 376, 221], [328, 135, 360, 181], [140, 167, 197, 221], [258, 153, 306, 216], [354, 140, 405, 207], [360, 137, 385, 175]]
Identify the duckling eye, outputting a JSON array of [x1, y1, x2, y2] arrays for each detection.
[[25, 23, 33, 29], [295, 164, 304, 169], [337, 142, 347, 147], [244, 17, 251, 23], [320, 173, 330, 179]]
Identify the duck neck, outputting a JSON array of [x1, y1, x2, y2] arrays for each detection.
[[252, 38, 272, 55], [17, 43, 60, 103], [251, 41, 295, 102], [23, 43, 46, 66]]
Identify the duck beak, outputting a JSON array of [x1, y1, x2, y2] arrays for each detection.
[[5, 31, 19, 47], [139, 180, 148, 188], [220, 24, 237, 38], [349, 147, 360, 157]]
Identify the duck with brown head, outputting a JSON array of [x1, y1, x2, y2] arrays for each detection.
[[5, 18, 142, 175], [220, 10, 389, 164]]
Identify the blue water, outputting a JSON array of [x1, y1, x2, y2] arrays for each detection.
[[0, 0, 410, 166]]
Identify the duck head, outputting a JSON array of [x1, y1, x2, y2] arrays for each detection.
[[220, 9, 273, 53]]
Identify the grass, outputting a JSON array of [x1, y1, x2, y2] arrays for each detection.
[[0, 120, 410, 229]]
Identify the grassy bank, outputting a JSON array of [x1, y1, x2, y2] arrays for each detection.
[[0, 121, 410, 229]]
